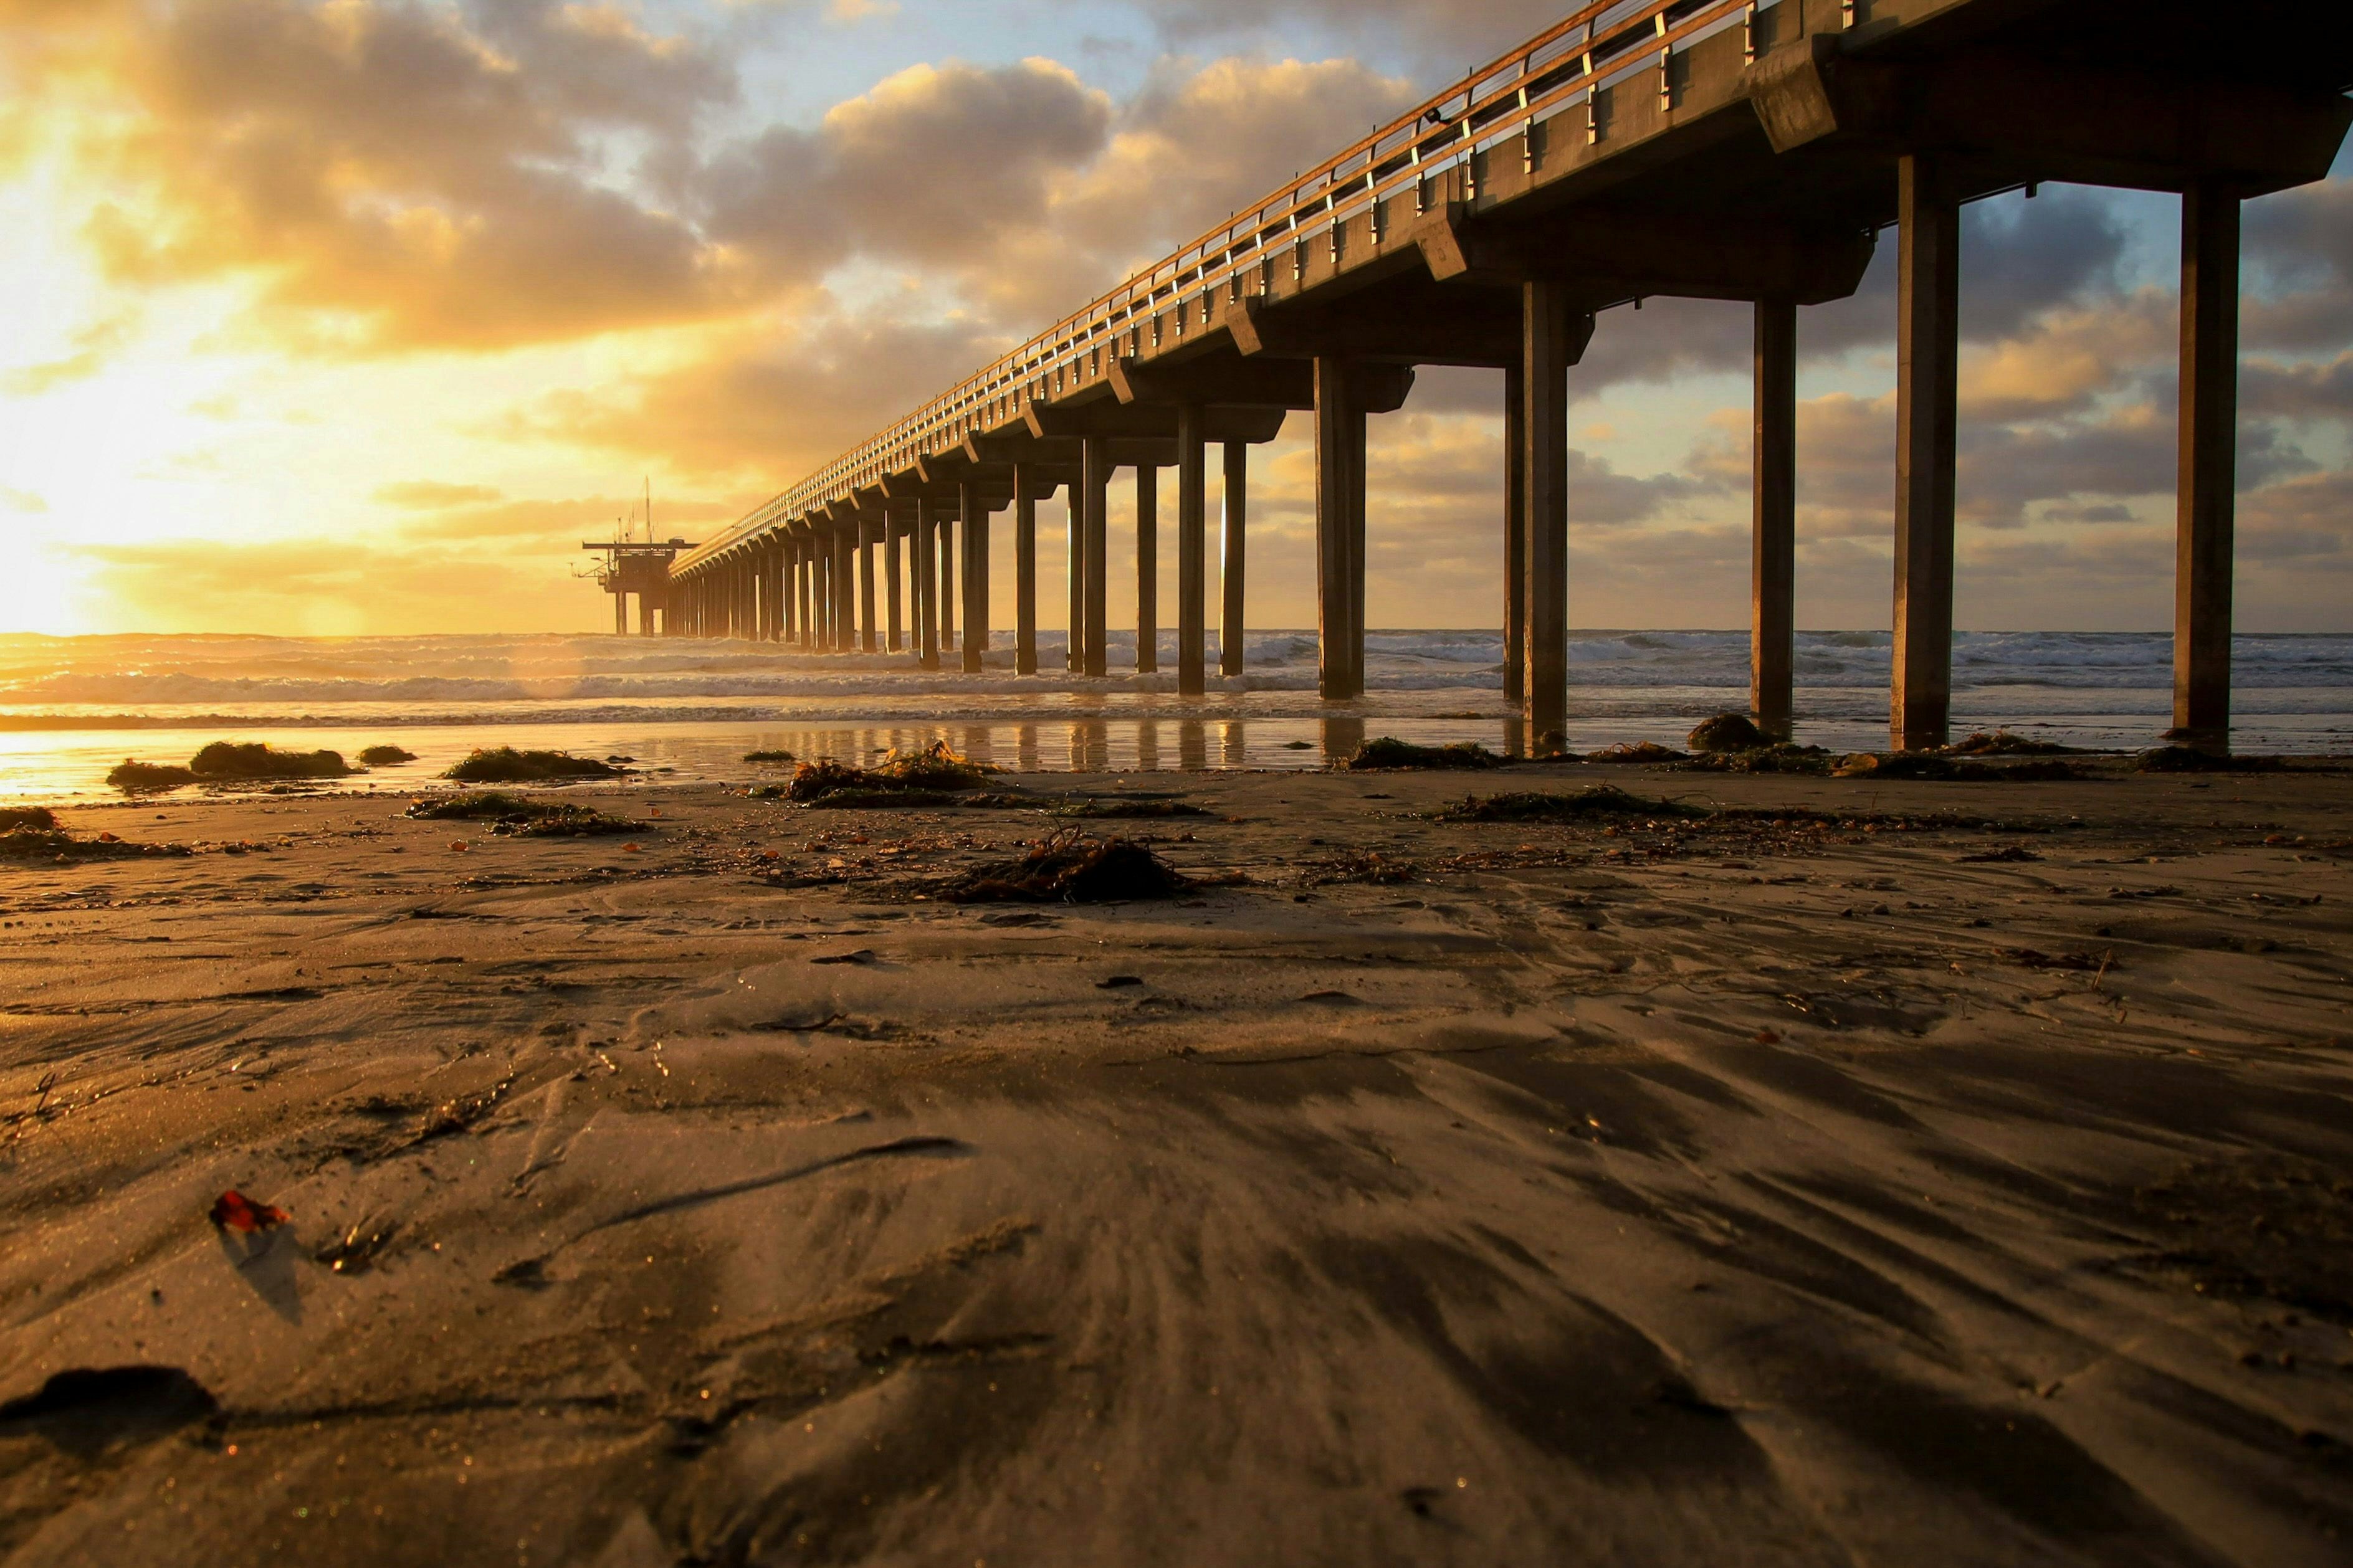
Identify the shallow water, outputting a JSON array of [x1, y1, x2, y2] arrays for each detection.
[[1, 628, 2346, 801]]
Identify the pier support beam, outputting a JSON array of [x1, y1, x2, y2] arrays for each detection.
[[1892, 153, 1960, 752], [884, 521, 903, 653], [1503, 361, 1525, 711], [797, 542, 814, 650], [834, 530, 856, 652], [1221, 442, 1247, 679], [961, 481, 989, 675], [1082, 437, 1110, 678], [780, 543, 795, 646], [857, 523, 877, 653], [914, 500, 939, 670], [1014, 465, 1039, 676], [1135, 462, 1158, 675], [927, 510, 945, 658], [1314, 357, 1366, 701], [1754, 297, 1798, 740], [1177, 403, 1207, 695], [2175, 181, 2240, 751], [1522, 281, 1577, 746], [1066, 480, 1086, 673]]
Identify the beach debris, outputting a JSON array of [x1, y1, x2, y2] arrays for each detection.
[[1435, 786, 1706, 822], [358, 744, 418, 766], [1280, 739, 1315, 749], [106, 760, 198, 792], [743, 749, 797, 763], [1958, 846, 2043, 863], [1051, 796, 1210, 819], [208, 1190, 290, 1234], [444, 747, 624, 783], [2005, 948, 2107, 971], [783, 741, 1004, 805], [1, 823, 189, 863], [1682, 743, 1833, 775], [1301, 848, 1419, 886], [811, 949, 876, 965], [1945, 730, 2073, 756], [1097, 974, 1145, 988], [313, 1217, 399, 1276], [1347, 738, 1503, 771], [942, 833, 1193, 903], [191, 741, 355, 780], [0, 807, 57, 832], [404, 792, 641, 836], [1587, 741, 1687, 765], [1687, 713, 1771, 753]]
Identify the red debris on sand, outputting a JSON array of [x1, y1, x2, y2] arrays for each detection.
[[209, 1190, 290, 1234]]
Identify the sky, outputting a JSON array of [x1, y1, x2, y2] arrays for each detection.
[[1, 0, 2350, 639]]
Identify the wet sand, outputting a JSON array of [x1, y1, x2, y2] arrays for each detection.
[[2, 761, 2351, 1566]]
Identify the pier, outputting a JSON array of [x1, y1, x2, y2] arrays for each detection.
[[649, 0, 2353, 752]]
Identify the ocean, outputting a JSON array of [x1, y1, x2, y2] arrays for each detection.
[[1, 628, 2348, 801]]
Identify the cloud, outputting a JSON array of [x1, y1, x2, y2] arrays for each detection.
[[54, 0, 741, 351], [373, 480, 504, 510], [1, 485, 48, 513], [700, 57, 1114, 293], [1, 309, 140, 395]]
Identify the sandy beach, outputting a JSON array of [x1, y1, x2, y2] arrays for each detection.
[[3, 758, 2351, 1566]]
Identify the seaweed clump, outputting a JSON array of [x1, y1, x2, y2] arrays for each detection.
[[404, 792, 638, 837], [783, 742, 998, 804], [0, 807, 57, 832], [1347, 738, 1502, 771], [1946, 731, 2073, 756], [444, 748, 623, 783], [1686, 713, 1772, 753], [106, 760, 198, 793], [743, 749, 797, 764], [1436, 786, 1707, 822], [1682, 744, 1832, 776], [1587, 741, 1687, 765], [1, 825, 188, 863], [358, 745, 418, 766], [942, 834, 1192, 903], [191, 742, 354, 779]]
